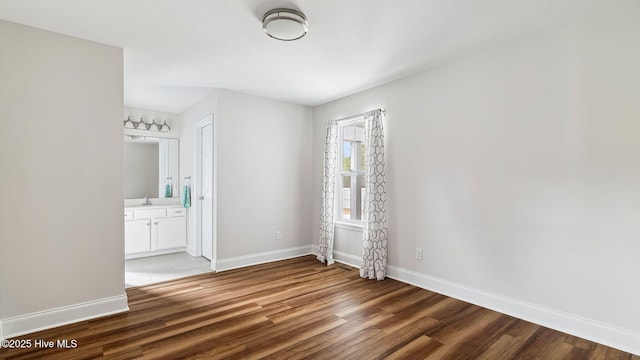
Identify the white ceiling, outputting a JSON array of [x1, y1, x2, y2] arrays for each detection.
[[0, 0, 613, 113]]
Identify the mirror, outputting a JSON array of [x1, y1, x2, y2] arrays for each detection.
[[124, 136, 179, 199]]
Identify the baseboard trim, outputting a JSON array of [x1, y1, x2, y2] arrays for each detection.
[[333, 250, 361, 268], [331, 251, 640, 356], [216, 245, 313, 272], [1, 295, 129, 340], [125, 247, 186, 260]]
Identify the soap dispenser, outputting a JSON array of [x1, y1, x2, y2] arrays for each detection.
[[164, 177, 173, 198]]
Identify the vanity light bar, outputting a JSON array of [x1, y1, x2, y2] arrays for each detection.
[[123, 116, 171, 132]]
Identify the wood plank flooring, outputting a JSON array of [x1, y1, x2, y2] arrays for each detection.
[[1, 255, 637, 359]]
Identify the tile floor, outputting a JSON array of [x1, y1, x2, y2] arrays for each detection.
[[125, 252, 213, 288]]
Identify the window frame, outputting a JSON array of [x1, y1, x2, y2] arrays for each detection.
[[335, 117, 366, 227]]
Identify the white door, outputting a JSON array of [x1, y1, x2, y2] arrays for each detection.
[[198, 121, 214, 260]]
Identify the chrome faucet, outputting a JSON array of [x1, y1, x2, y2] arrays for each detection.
[[143, 197, 152, 205]]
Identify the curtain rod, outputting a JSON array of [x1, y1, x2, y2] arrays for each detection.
[[334, 108, 385, 123]]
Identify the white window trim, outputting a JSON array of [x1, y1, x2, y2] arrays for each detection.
[[334, 220, 363, 231], [335, 116, 366, 226]]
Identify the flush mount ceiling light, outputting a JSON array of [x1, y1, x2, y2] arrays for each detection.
[[262, 8, 308, 41]]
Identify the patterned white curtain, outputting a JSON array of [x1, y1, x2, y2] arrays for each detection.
[[317, 120, 339, 265], [360, 109, 388, 280]]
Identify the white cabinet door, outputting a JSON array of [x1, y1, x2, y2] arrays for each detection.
[[125, 219, 151, 254], [153, 216, 187, 250]]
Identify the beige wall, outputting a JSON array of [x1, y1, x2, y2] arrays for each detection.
[[312, 3, 640, 339], [0, 20, 125, 333]]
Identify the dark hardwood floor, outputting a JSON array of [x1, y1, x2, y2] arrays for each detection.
[[1, 255, 637, 359]]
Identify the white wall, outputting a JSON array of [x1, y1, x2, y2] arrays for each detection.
[[179, 89, 313, 263], [216, 90, 313, 259], [0, 20, 126, 336], [312, 4, 640, 351]]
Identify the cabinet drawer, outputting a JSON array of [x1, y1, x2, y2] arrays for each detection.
[[134, 208, 166, 220], [124, 210, 134, 221], [167, 207, 186, 217]]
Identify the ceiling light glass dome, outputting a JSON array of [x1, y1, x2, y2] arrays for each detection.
[[262, 8, 308, 41]]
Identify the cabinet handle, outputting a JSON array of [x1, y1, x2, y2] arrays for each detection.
[[154, 222, 158, 225], [146, 223, 150, 226]]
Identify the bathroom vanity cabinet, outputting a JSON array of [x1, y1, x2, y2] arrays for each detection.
[[124, 205, 187, 259]]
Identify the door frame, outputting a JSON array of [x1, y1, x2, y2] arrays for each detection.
[[194, 114, 217, 270]]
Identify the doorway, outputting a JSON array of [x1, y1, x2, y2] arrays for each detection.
[[194, 114, 216, 267]]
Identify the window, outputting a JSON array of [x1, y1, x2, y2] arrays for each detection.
[[338, 119, 365, 223]]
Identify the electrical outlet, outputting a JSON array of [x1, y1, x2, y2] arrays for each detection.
[[415, 248, 423, 261], [276, 231, 282, 240]]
